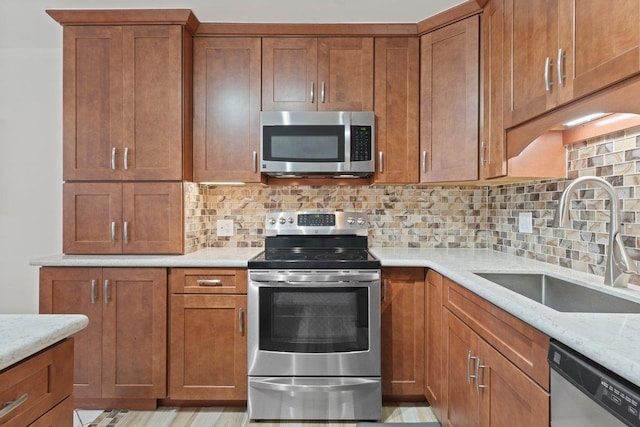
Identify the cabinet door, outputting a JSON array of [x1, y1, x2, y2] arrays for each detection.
[[504, 0, 559, 127], [420, 15, 479, 183], [63, 182, 123, 254], [481, 0, 507, 179], [193, 38, 262, 182], [262, 38, 317, 111], [317, 38, 374, 111], [374, 38, 420, 184], [121, 26, 185, 181], [562, 0, 640, 100], [101, 268, 167, 399], [477, 338, 549, 427], [425, 270, 444, 421], [380, 268, 425, 397], [122, 182, 183, 254], [169, 294, 247, 400], [443, 310, 480, 427], [62, 26, 123, 181], [39, 267, 103, 399]]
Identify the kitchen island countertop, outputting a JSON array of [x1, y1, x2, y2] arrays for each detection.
[[0, 314, 88, 370]]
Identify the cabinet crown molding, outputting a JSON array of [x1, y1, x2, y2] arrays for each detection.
[[46, 9, 200, 34]]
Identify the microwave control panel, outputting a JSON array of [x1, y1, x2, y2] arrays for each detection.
[[351, 126, 372, 162]]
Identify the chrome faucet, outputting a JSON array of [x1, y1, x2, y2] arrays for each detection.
[[554, 176, 637, 288]]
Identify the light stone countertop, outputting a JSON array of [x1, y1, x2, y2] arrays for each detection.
[[0, 314, 89, 371], [30, 247, 264, 268], [28, 247, 640, 388]]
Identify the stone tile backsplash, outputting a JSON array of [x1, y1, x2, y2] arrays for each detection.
[[185, 124, 640, 279]]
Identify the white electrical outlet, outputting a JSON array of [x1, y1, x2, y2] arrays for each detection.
[[217, 219, 234, 237], [518, 212, 533, 233]]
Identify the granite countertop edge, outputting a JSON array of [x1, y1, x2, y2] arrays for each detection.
[[0, 314, 89, 371]]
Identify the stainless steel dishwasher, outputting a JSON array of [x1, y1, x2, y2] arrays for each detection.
[[548, 340, 640, 426]]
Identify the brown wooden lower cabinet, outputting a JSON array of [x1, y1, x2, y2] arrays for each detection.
[[424, 270, 444, 419], [381, 267, 425, 398], [168, 268, 247, 401], [39, 267, 167, 408], [443, 310, 549, 427], [424, 272, 550, 426], [0, 339, 73, 427]]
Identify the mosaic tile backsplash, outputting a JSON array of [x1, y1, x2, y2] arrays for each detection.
[[185, 124, 640, 279]]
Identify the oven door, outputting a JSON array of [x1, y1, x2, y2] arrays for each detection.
[[248, 270, 380, 377]]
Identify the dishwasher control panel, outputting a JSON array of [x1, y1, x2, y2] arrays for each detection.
[[549, 340, 640, 426]]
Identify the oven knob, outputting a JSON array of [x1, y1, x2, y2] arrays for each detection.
[[279, 217, 286, 224], [287, 217, 294, 224], [357, 217, 366, 225], [268, 217, 276, 225], [347, 217, 355, 224]]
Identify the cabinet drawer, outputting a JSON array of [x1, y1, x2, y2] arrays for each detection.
[[0, 339, 73, 427], [443, 278, 549, 390], [169, 268, 247, 294]]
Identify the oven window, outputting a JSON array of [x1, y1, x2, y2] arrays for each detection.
[[262, 125, 345, 162], [259, 287, 369, 353]]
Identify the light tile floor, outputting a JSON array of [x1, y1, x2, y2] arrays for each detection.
[[74, 403, 437, 426]]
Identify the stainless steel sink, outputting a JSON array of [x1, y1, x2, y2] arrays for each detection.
[[474, 272, 640, 313]]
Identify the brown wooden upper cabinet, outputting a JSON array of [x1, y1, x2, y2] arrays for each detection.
[[62, 25, 191, 181], [504, 0, 640, 128], [63, 182, 183, 254], [262, 37, 374, 111], [420, 15, 479, 183], [374, 37, 420, 184], [193, 38, 262, 183]]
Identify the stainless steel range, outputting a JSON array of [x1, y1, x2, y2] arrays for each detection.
[[247, 211, 381, 421]]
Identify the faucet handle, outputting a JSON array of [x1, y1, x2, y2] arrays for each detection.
[[613, 232, 638, 275]]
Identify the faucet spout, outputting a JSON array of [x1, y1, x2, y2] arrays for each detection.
[[554, 176, 637, 287]]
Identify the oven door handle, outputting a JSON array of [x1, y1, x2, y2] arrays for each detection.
[[250, 272, 380, 283], [250, 377, 379, 392]]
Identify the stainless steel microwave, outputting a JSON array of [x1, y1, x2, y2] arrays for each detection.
[[260, 111, 375, 178]]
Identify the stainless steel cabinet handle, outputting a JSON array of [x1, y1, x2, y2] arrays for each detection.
[[123, 147, 129, 170], [382, 279, 388, 302], [90, 279, 97, 304], [557, 48, 565, 87], [103, 280, 110, 305], [123, 221, 129, 245], [310, 81, 315, 103], [321, 81, 326, 103], [467, 351, 479, 384], [111, 221, 116, 244], [475, 358, 487, 392], [422, 151, 427, 173], [239, 308, 244, 334], [544, 56, 553, 92], [480, 141, 487, 165], [252, 151, 258, 173], [111, 147, 117, 170], [0, 393, 29, 418], [378, 151, 384, 173], [197, 279, 222, 286]]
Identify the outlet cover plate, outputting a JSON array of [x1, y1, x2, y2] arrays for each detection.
[[519, 212, 533, 233], [217, 219, 234, 237]]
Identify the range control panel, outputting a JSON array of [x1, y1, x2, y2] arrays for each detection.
[[265, 211, 368, 236]]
